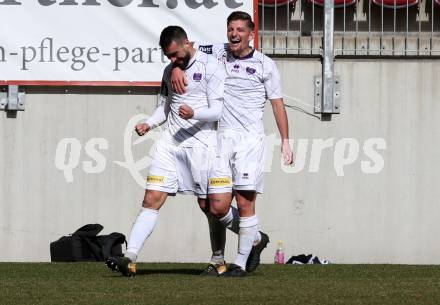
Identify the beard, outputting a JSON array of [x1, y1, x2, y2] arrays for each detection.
[[175, 52, 191, 69]]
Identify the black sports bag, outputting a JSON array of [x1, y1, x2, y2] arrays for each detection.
[[50, 224, 126, 262]]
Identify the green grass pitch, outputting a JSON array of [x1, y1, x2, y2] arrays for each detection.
[[0, 263, 439, 305]]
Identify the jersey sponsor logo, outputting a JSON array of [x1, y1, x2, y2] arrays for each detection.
[[193, 73, 202, 81], [209, 177, 232, 186], [246, 67, 256, 75], [147, 175, 165, 184], [198, 45, 213, 54]]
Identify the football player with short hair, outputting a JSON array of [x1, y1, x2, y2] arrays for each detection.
[[172, 11, 294, 277], [105, 25, 226, 276]]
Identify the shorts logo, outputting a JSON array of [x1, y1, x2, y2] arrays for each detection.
[[209, 177, 232, 186], [242, 173, 249, 179], [246, 67, 256, 75], [147, 175, 165, 184], [193, 73, 202, 81]]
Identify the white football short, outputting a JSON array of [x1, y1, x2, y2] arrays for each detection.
[[208, 130, 266, 194], [146, 139, 216, 198]]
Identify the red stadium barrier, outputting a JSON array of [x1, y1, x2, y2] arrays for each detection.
[[259, 0, 297, 6], [372, 0, 418, 8], [307, 0, 357, 7]]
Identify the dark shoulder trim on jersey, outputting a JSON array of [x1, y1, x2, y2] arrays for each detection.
[[232, 48, 255, 60], [198, 45, 213, 54], [160, 81, 168, 97], [184, 60, 197, 71], [160, 64, 173, 96]]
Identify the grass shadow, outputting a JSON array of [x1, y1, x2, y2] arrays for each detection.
[[135, 268, 201, 276]]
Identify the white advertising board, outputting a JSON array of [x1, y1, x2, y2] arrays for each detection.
[[0, 0, 257, 85]]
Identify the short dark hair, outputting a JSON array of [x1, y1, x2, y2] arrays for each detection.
[[227, 11, 255, 31], [159, 26, 188, 51]]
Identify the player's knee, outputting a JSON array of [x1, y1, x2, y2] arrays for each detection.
[[208, 194, 232, 218], [237, 205, 254, 217], [235, 195, 255, 215], [236, 200, 255, 217], [142, 191, 164, 209], [236, 190, 256, 202], [209, 204, 229, 219], [142, 197, 156, 208]]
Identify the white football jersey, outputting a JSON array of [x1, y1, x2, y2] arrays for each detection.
[[196, 43, 283, 134], [160, 50, 226, 147]]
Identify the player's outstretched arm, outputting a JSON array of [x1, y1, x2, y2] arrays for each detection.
[[271, 98, 294, 165], [139, 66, 172, 134], [136, 98, 169, 136]]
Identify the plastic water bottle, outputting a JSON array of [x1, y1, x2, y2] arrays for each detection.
[[274, 240, 285, 264]]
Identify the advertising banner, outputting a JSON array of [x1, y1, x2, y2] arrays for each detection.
[[0, 0, 256, 85]]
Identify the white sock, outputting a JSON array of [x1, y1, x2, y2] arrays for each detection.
[[219, 206, 240, 234], [220, 207, 261, 244], [206, 213, 226, 265], [125, 251, 137, 263], [254, 231, 262, 246], [125, 207, 159, 262], [234, 215, 259, 270]]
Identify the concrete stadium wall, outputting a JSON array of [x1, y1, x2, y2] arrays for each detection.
[[1, 58, 439, 264]]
